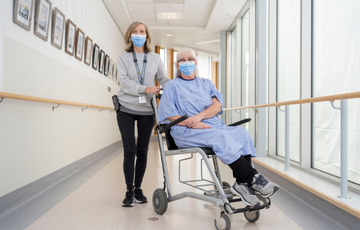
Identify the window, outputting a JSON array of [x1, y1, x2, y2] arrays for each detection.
[[241, 10, 250, 130], [312, 0, 360, 184], [276, 0, 300, 162]]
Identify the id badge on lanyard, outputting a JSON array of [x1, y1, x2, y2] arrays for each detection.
[[132, 52, 148, 104]]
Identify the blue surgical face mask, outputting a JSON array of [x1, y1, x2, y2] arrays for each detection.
[[179, 61, 196, 76], [131, 35, 146, 48]]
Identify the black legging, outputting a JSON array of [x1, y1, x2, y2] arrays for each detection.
[[228, 155, 258, 185], [117, 111, 155, 191]]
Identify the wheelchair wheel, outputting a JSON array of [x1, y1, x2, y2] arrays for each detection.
[[244, 210, 260, 222], [152, 188, 168, 215], [222, 181, 231, 189], [214, 212, 231, 230]]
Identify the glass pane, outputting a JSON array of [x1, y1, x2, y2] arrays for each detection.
[[160, 48, 166, 72], [226, 26, 237, 124], [276, 0, 300, 162], [173, 51, 177, 78], [198, 54, 211, 80], [241, 10, 250, 130], [312, 0, 360, 184]]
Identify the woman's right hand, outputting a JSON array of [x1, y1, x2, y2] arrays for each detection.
[[145, 86, 161, 94], [191, 122, 211, 129]]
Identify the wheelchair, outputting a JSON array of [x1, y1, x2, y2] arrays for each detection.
[[150, 94, 271, 230]]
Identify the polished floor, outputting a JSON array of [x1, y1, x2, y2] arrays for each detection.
[[24, 141, 302, 230], [14, 139, 360, 230]]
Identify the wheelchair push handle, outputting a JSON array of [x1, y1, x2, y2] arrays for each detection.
[[159, 115, 188, 134]]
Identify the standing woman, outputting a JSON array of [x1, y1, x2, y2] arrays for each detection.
[[116, 21, 169, 207]]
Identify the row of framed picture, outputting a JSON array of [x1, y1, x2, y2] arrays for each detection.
[[12, 0, 120, 84]]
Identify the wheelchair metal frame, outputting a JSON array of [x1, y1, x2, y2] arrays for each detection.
[[151, 94, 271, 229]]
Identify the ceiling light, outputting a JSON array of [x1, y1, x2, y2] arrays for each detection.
[[157, 12, 182, 20], [166, 34, 172, 36], [195, 39, 221, 45]]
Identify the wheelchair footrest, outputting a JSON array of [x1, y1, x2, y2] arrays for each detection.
[[226, 197, 271, 214]]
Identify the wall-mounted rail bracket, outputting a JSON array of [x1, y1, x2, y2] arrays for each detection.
[[52, 104, 60, 111], [0, 97, 4, 103], [330, 100, 341, 110], [82, 106, 88, 112], [99, 108, 104, 113]]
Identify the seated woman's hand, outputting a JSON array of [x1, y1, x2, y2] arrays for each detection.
[[186, 114, 204, 128], [191, 122, 211, 129]]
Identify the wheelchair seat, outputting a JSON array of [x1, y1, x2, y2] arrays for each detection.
[[162, 124, 216, 156]]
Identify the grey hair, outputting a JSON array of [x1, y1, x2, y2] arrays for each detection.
[[175, 47, 199, 78]]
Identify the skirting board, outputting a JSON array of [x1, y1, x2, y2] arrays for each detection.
[[0, 141, 121, 221]]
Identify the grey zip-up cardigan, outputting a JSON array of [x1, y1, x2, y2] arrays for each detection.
[[117, 51, 169, 112]]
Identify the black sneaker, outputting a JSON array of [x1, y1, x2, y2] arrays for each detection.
[[134, 188, 147, 203], [122, 190, 134, 207]]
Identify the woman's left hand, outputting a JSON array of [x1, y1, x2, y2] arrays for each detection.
[[186, 114, 204, 128]]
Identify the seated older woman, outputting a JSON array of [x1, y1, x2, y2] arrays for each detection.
[[158, 47, 279, 206]]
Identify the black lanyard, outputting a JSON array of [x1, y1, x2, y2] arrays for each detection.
[[132, 51, 147, 85]]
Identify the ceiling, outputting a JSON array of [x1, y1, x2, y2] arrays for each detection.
[[102, 0, 248, 58]]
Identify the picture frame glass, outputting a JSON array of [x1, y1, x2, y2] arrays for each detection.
[[93, 46, 99, 68], [76, 31, 84, 58], [85, 40, 92, 63], [54, 12, 64, 46], [17, 0, 33, 26], [36, 0, 51, 37], [67, 23, 75, 53], [99, 52, 104, 71]]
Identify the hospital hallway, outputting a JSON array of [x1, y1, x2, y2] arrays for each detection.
[[1, 139, 359, 230]]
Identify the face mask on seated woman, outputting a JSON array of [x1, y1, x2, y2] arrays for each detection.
[[179, 61, 196, 76]]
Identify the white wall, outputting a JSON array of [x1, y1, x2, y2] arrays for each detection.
[[0, 0, 124, 198]]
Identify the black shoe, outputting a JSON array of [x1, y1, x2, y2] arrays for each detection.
[[134, 188, 147, 203], [122, 190, 134, 207]]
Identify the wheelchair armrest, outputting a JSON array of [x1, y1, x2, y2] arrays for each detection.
[[228, 118, 251, 126], [158, 115, 188, 134]]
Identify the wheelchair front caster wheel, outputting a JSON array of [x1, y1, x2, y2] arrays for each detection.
[[214, 212, 231, 230], [222, 181, 231, 189], [152, 188, 168, 215], [244, 210, 260, 222]]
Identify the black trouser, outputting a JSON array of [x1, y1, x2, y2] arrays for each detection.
[[117, 111, 155, 191], [228, 155, 258, 185]]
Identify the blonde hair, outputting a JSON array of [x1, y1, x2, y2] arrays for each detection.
[[175, 47, 199, 78], [124, 21, 152, 53]]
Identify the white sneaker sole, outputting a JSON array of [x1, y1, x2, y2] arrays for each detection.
[[231, 186, 260, 206], [122, 202, 134, 207], [134, 198, 147, 203], [254, 185, 280, 198]]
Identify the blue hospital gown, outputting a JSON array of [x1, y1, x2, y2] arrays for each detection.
[[158, 77, 256, 165]]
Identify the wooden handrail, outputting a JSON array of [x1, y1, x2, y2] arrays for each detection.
[[223, 91, 360, 111], [0, 92, 114, 110]]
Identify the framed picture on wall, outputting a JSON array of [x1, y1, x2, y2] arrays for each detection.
[[74, 28, 85, 61], [51, 7, 65, 50], [84, 37, 93, 66], [34, 0, 52, 41], [98, 50, 105, 73], [112, 62, 117, 81], [108, 60, 113, 79], [65, 19, 76, 56], [104, 55, 110, 76], [114, 67, 119, 85], [13, 0, 35, 31], [92, 44, 99, 70]]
